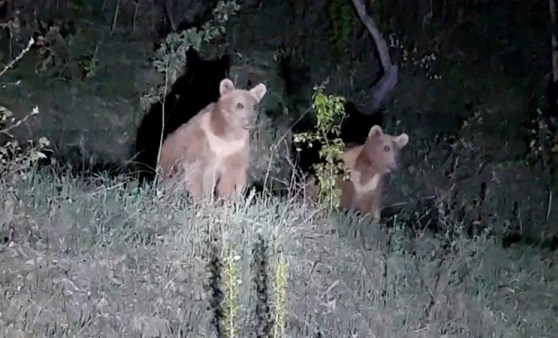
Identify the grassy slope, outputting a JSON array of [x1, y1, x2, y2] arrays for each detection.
[[0, 170, 557, 338]]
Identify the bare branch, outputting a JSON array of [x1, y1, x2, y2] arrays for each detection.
[[0, 37, 35, 78], [350, 0, 398, 111], [165, 0, 177, 31]]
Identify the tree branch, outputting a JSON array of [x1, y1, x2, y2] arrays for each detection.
[[350, 0, 398, 111]]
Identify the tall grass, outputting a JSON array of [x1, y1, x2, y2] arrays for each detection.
[[0, 167, 557, 337]]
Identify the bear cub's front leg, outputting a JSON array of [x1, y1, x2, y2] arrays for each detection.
[[216, 152, 248, 201]]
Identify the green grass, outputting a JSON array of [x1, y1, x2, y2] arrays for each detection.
[[0, 169, 557, 338]]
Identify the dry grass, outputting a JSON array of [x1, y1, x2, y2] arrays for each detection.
[[0, 168, 557, 338]]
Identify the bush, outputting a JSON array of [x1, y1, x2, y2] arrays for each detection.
[[0, 37, 50, 184], [294, 84, 347, 212]]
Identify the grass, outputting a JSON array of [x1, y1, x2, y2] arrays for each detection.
[[0, 168, 557, 338]]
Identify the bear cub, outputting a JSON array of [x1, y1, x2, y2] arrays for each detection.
[[339, 125, 409, 222], [134, 48, 230, 183], [305, 125, 409, 223], [159, 78, 267, 202]]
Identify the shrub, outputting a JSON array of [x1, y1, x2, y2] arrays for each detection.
[[294, 84, 347, 212], [0, 37, 50, 183]]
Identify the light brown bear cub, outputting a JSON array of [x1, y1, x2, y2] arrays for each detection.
[[305, 125, 409, 223], [159, 78, 267, 202]]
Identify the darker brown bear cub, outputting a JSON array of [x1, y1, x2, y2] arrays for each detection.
[[305, 125, 409, 223], [159, 78, 267, 203], [338, 125, 409, 222]]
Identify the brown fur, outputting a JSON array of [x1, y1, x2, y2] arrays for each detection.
[[159, 78, 267, 202], [306, 125, 409, 223]]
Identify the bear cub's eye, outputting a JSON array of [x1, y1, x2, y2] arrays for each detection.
[[236, 103, 244, 109], [383, 145, 390, 152]]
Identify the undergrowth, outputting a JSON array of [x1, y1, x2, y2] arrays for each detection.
[[0, 167, 557, 337]]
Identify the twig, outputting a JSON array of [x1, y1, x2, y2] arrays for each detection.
[[0, 37, 35, 78], [154, 67, 169, 184], [262, 107, 311, 191], [384, 195, 437, 210], [164, 0, 177, 32], [546, 186, 552, 221], [111, 0, 121, 34], [132, 0, 139, 34], [0, 106, 39, 137]]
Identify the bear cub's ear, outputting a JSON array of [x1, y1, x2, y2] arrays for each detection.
[[219, 78, 235, 96], [394, 133, 409, 148], [368, 125, 383, 138], [249, 83, 267, 102]]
